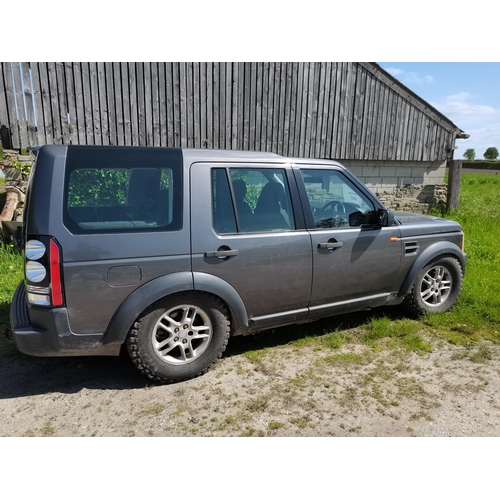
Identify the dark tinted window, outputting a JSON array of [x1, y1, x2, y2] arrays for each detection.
[[212, 168, 237, 234], [212, 167, 295, 234], [63, 147, 182, 234]]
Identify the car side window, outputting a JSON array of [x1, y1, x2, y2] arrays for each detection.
[[63, 147, 183, 234], [66, 167, 178, 232], [300, 169, 374, 228], [212, 168, 237, 234], [212, 167, 295, 234]]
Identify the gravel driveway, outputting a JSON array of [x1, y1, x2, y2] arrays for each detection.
[[1, 325, 499, 437]]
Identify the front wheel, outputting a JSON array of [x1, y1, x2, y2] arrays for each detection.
[[404, 257, 463, 315], [126, 292, 230, 383]]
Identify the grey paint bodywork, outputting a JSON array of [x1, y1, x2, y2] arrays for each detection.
[[10, 146, 466, 357]]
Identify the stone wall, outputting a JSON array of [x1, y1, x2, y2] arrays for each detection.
[[375, 184, 447, 213], [341, 159, 448, 213]]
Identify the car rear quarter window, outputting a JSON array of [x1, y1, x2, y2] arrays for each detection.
[[63, 147, 183, 234]]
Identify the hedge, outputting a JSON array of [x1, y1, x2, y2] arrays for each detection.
[[462, 161, 500, 170]]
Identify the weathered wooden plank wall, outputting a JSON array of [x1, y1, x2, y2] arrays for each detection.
[[0, 62, 458, 161]]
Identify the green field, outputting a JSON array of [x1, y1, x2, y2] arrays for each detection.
[[424, 174, 500, 344], [1, 173, 499, 351], [0, 242, 23, 331]]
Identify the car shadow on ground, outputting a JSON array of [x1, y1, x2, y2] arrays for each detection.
[[223, 306, 410, 357], [0, 306, 410, 400], [0, 338, 148, 399]]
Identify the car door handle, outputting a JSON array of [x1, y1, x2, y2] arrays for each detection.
[[205, 249, 239, 258], [318, 242, 343, 249]]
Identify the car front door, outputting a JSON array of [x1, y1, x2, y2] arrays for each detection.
[[190, 163, 313, 329], [296, 166, 402, 318]]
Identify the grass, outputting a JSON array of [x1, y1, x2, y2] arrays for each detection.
[[361, 317, 433, 354], [323, 353, 365, 366], [424, 174, 500, 344], [137, 403, 166, 417], [246, 394, 270, 413], [0, 243, 23, 331]]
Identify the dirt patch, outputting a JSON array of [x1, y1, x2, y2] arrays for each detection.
[[1, 328, 499, 437]]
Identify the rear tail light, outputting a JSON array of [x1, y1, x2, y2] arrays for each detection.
[[25, 237, 64, 307], [49, 240, 63, 306]]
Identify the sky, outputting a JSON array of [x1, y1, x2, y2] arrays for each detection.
[[378, 63, 500, 160]]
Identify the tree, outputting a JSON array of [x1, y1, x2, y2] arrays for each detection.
[[483, 147, 499, 160], [463, 148, 476, 160]]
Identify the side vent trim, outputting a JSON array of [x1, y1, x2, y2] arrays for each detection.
[[404, 241, 420, 256]]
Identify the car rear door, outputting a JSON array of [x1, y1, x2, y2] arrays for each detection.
[[190, 162, 312, 328]]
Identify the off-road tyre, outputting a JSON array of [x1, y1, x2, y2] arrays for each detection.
[[403, 256, 463, 316], [126, 292, 230, 384]]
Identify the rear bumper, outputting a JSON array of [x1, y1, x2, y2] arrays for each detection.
[[10, 282, 120, 357]]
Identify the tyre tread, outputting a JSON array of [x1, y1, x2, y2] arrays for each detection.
[[403, 256, 463, 316], [126, 293, 230, 384]]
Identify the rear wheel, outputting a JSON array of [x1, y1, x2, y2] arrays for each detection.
[[126, 292, 230, 383], [404, 257, 463, 315]]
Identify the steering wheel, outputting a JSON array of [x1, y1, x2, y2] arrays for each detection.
[[320, 200, 346, 215]]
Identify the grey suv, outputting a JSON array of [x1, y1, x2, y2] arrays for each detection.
[[10, 145, 466, 383]]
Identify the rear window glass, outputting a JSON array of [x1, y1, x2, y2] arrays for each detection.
[[63, 147, 182, 234]]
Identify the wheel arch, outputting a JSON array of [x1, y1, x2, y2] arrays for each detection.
[[103, 271, 249, 347], [399, 242, 466, 297], [192, 272, 249, 334], [103, 271, 193, 347]]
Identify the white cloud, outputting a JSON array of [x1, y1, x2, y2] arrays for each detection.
[[431, 92, 497, 120], [430, 92, 500, 158], [384, 67, 435, 85], [385, 67, 403, 76], [455, 123, 500, 159]]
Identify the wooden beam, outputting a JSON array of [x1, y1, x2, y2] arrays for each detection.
[[447, 160, 462, 210], [0, 63, 13, 148]]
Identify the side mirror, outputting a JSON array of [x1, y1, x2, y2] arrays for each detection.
[[349, 211, 366, 227], [378, 209, 395, 227], [349, 209, 395, 228]]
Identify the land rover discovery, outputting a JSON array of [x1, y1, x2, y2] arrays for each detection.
[[10, 145, 466, 383]]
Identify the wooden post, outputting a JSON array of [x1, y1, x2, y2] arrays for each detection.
[[0, 189, 20, 222], [0, 161, 27, 222], [447, 159, 462, 210]]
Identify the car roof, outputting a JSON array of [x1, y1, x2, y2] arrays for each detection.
[[37, 144, 345, 169], [182, 148, 344, 168]]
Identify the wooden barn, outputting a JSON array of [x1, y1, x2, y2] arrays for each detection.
[[0, 62, 467, 211]]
